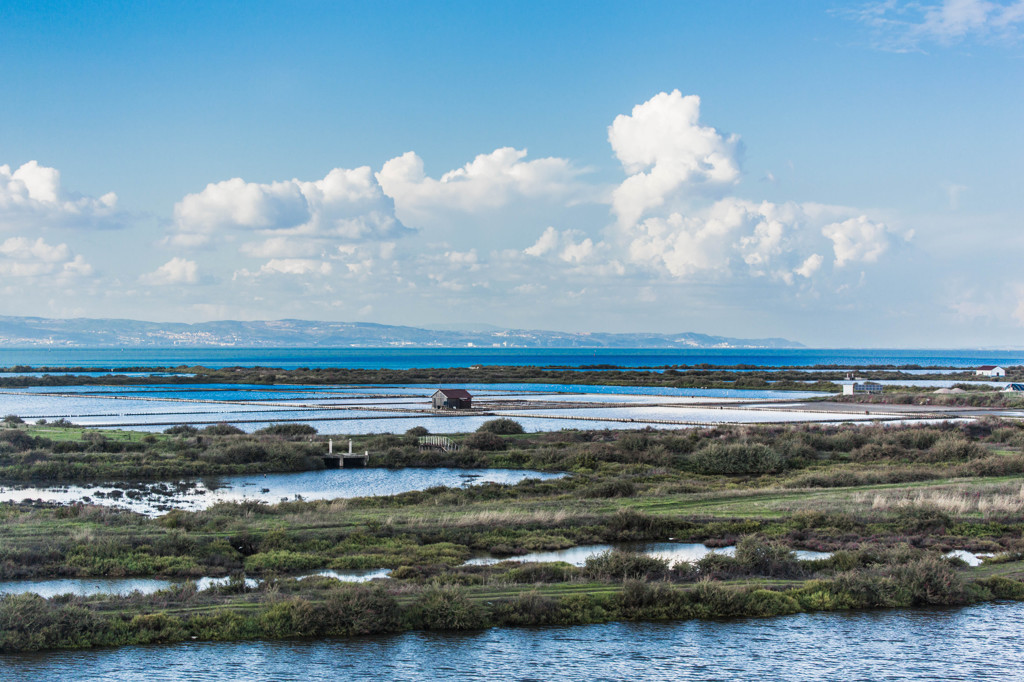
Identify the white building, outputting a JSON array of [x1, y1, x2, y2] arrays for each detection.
[[976, 366, 1006, 377], [842, 381, 883, 395]]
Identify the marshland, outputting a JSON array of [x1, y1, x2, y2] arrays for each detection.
[[4, 367, 1024, 657]]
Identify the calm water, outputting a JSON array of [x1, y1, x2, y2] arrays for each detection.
[[0, 468, 564, 515], [0, 382, 842, 436], [2, 347, 1023, 369], [465, 543, 832, 566], [0, 570, 392, 598], [4, 602, 1024, 681]]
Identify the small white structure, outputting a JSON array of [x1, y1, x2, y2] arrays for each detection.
[[842, 381, 883, 395], [976, 366, 1006, 377]]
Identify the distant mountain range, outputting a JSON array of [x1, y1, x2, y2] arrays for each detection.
[[0, 316, 803, 349]]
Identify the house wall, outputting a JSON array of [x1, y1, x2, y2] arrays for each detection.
[[431, 392, 471, 409]]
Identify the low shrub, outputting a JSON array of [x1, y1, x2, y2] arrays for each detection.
[[691, 442, 787, 475], [200, 423, 245, 436], [463, 432, 507, 451], [584, 550, 670, 581], [407, 585, 485, 630], [477, 419, 524, 435], [254, 424, 318, 437]]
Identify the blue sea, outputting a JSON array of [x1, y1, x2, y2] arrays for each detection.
[[0, 347, 1022, 370]]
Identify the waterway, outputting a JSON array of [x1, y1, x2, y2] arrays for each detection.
[[0, 570, 392, 598], [0, 467, 564, 515], [3, 601, 1023, 680], [464, 542, 832, 566]]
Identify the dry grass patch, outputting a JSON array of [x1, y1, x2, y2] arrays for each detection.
[[436, 509, 574, 528], [855, 481, 1024, 516]]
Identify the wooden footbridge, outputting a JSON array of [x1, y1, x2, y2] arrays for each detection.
[[322, 439, 369, 468], [418, 436, 460, 452]]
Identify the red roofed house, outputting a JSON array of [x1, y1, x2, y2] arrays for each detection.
[[976, 366, 1006, 377], [432, 388, 473, 410]]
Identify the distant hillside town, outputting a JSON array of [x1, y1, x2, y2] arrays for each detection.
[[0, 316, 802, 349]]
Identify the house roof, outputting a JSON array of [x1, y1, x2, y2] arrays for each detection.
[[435, 388, 472, 399], [978, 365, 1000, 370]]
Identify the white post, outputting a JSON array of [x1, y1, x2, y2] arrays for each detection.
[[329, 439, 333, 454], [349, 439, 353, 454]]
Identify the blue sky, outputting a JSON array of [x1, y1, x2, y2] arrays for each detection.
[[1, 0, 1022, 347]]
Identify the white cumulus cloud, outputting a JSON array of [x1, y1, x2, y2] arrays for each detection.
[[258, 259, 332, 276], [822, 216, 892, 266], [0, 161, 119, 231], [795, 253, 825, 278], [170, 167, 410, 252], [139, 257, 199, 285], [377, 147, 586, 226], [525, 226, 599, 265], [0, 236, 92, 278], [609, 90, 741, 227], [598, 199, 898, 284]]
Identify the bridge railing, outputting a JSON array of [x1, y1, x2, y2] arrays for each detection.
[[418, 435, 459, 452]]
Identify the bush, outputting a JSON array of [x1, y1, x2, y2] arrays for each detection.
[[584, 550, 670, 581], [254, 424, 318, 437], [893, 505, 952, 534], [742, 589, 801, 617], [214, 442, 268, 465], [0, 429, 34, 450], [164, 424, 198, 436], [201, 423, 245, 436], [464, 431, 507, 451], [2, 415, 24, 425], [492, 591, 562, 626], [616, 579, 679, 619], [734, 536, 801, 577], [691, 442, 787, 475], [406, 426, 429, 437], [891, 556, 971, 606], [477, 419, 524, 435], [259, 598, 326, 638], [408, 585, 485, 630], [926, 436, 986, 462], [323, 585, 402, 635], [976, 576, 1024, 600], [583, 479, 636, 498]]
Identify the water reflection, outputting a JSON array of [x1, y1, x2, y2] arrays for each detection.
[[0, 569, 393, 598], [0, 468, 564, 516], [0, 578, 171, 599], [465, 542, 833, 566]]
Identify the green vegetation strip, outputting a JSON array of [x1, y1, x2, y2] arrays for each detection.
[[5, 413, 1024, 651]]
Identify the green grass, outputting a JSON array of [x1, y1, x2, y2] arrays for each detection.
[[6, 423, 165, 443]]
